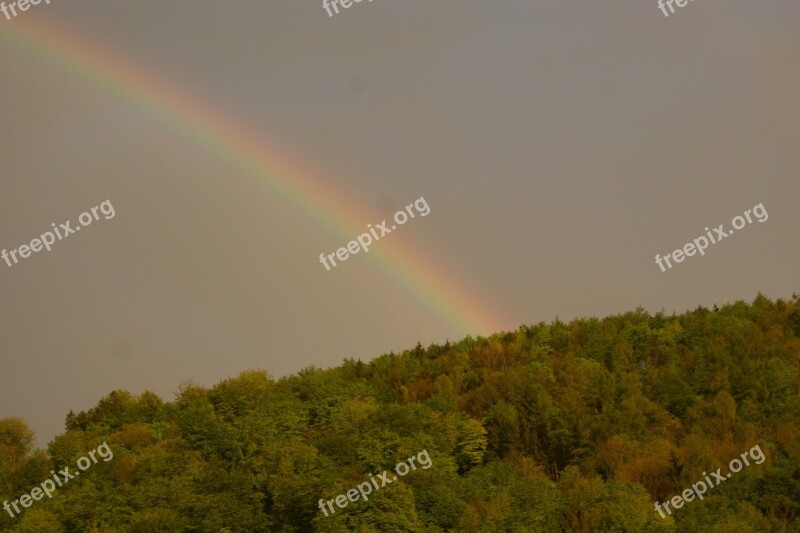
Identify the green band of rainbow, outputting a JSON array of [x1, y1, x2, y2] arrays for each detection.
[[0, 19, 511, 336]]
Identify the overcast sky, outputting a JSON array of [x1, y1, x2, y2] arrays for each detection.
[[1, 0, 798, 446]]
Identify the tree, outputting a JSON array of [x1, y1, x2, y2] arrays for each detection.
[[0, 418, 36, 494]]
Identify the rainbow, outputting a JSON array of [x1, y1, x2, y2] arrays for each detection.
[[0, 18, 512, 337]]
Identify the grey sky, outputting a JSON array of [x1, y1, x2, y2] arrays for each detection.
[[1, 0, 798, 446]]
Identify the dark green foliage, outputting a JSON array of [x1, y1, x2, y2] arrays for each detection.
[[1, 294, 799, 531]]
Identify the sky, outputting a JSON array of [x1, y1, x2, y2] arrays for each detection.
[[1, 0, 798, 447]]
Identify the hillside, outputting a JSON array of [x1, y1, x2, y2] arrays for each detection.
[[2, 294, 799, 532]]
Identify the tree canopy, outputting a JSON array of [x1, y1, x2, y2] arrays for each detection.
[[1, 294, 798, 531]]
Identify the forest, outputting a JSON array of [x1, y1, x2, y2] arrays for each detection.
[[1, 294, 799, 532]]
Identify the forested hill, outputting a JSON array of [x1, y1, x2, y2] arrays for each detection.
[[2, 294, 799, 532]]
